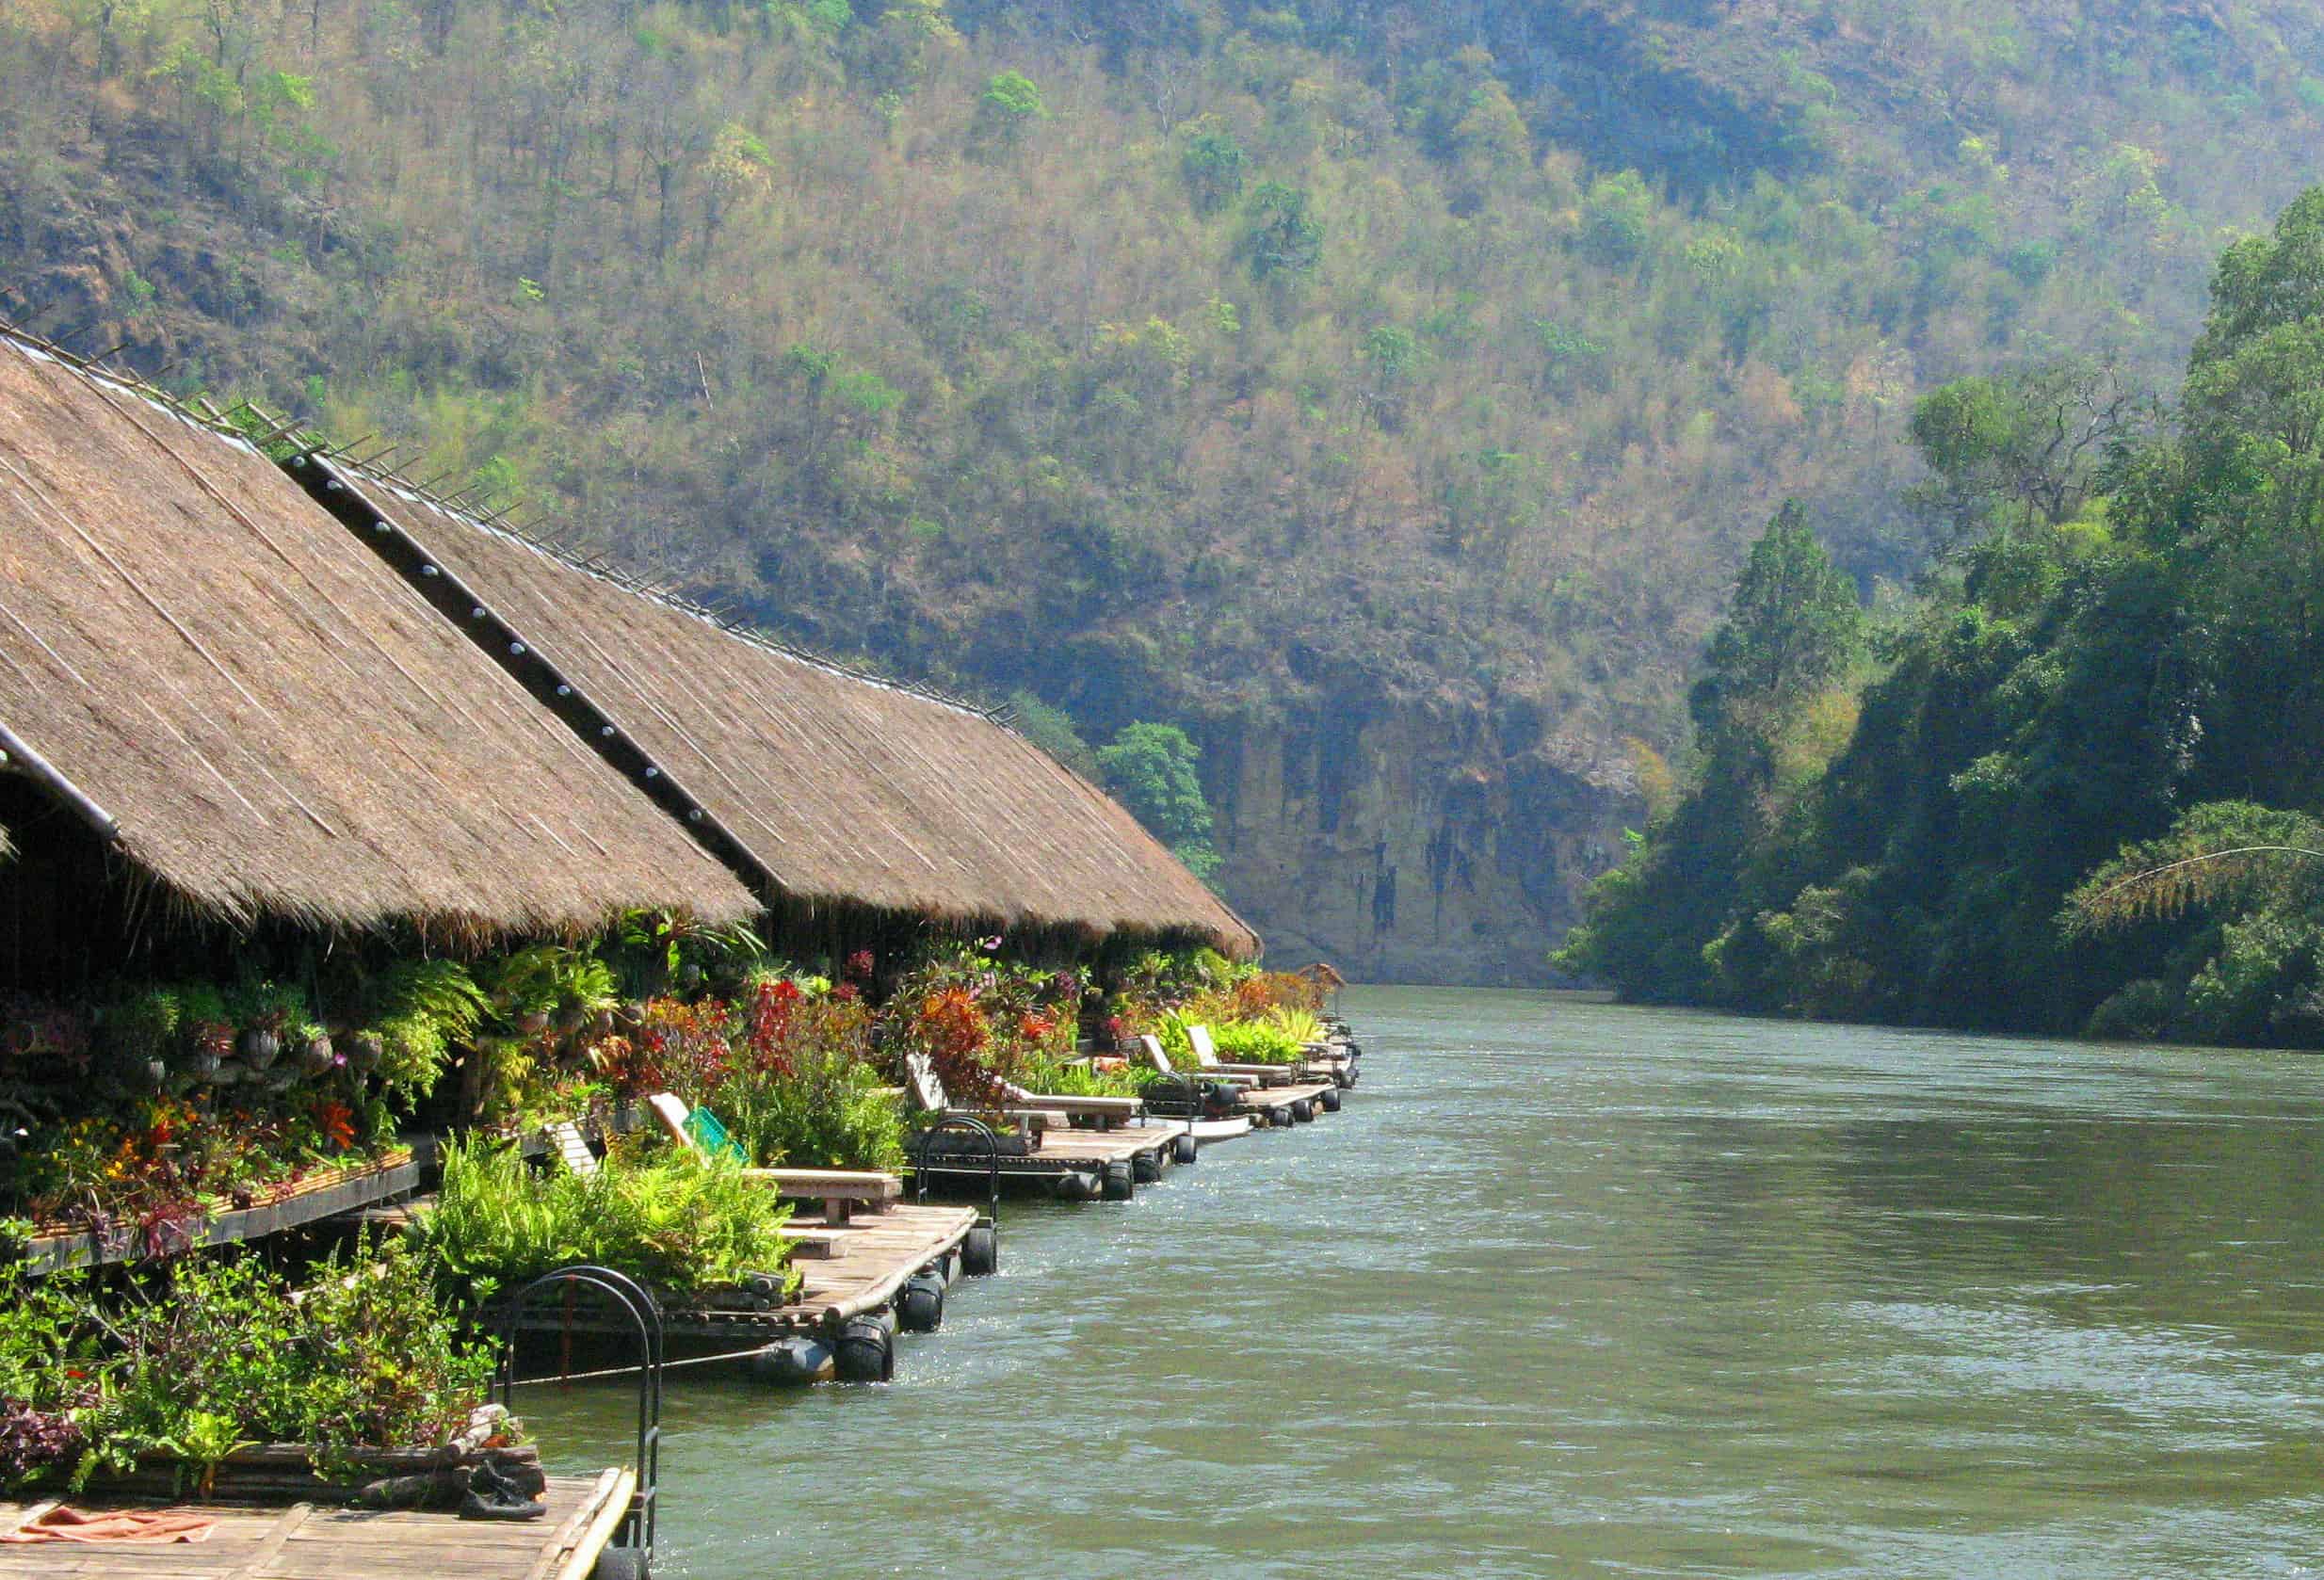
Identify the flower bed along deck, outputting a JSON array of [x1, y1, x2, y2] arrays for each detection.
[[11, 1149, 419, 1274]]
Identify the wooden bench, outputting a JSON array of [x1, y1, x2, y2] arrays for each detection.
[[752, 1168, 901, 1226], [993, 1077, 1145, 1129]]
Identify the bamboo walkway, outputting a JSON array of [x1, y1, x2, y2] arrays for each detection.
[[0, 1470, 632, 1580]]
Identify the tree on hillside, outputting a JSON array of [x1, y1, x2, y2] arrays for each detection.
[[2119, 184, 2324, 803], [1009, 691, 1100, 780], [1239, 182, 1324, 283], [1557, 502, 1861, 1001], [1688, 500, 1864, 762], [1906, 359, 2158, 540], [1179, 118, 1248, 216], [1098, 722, 1220, 881], [969, 68, 1046, 158]]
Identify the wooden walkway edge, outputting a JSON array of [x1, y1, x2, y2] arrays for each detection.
[[0, 1471, 631, 1580]]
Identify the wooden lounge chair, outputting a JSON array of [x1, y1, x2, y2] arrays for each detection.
[[1186, 1023, 1349, 1087], [989, 1075, 1147, 1129], [903, 1051, 1167, 1131], [1138, 1036, 1334, 1125], [644, 1092, 902, 1227]]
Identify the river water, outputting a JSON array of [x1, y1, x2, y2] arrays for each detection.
[[522, 987, 2324, 1577]]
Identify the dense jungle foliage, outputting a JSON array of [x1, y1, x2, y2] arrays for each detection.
[[4, 0, 2321, 788], [1560, 189, 2324, 1048]]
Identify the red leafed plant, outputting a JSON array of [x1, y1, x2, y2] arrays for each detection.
[[620, 998, 736, 1098], [739, 978, 804, 1077], [909, 987, 997, 1104]]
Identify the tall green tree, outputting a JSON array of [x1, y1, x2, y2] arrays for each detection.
[[1906, 360, 2155, 541], [1558, 502, 1860, 1000], [1688, 500, 1864, 762], [1098, 722, 1220, 880]]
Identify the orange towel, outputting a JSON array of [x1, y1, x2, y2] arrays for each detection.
[[2, 1506, 216, 1544]]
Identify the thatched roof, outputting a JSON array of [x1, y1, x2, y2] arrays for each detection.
[[0, 339, 757, 935], [341, 481, 1260, 956]]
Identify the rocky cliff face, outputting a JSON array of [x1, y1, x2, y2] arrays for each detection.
[[1200, 696, 1639, 987]]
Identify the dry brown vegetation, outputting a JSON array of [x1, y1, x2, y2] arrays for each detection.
[[1, 0, 2318, 770]]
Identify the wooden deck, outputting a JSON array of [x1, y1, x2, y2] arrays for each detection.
[[1019, 1122, 1183, 1168], [503, 1201, 977, 1346], [0, 1470, 633, 1580], [916, 1118, 1182, 1175], [779, 1202, 976, 1326], [1232, 1080, 1338, 1122]]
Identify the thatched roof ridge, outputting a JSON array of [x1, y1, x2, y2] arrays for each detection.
[[345, 481, 1259, 956], [0, 336, 757, 935]]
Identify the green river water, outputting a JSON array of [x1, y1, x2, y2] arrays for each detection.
[[521, 986, 2324, 1577]]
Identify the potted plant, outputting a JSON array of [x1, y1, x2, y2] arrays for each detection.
[[297, 1024, 336, 1076]]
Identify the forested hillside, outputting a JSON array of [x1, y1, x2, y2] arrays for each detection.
[[4, 0, 2320, 978], [1562, 189, 2324, 1047]]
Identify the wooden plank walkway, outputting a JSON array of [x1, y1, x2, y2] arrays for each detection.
[[502, 1201, 976, 1346], [1018, 1123, 1182, 1167], [780, 1202, 976, 1326], [912, 1119, 1186, 1194], [0, 1471, 631, 1580]]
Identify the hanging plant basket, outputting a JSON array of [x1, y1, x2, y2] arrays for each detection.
[[238, 1027, 282, 1071], [298, 1033, 336, 1075]]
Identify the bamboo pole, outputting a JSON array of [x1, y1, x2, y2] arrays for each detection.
[[0, 717, 121, 842]]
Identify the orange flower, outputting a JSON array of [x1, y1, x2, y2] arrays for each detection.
[[315, 1100, 356, 1152]]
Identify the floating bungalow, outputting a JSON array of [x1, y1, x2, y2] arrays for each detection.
[[0, 331, 759, 1266], [0, 323, 1366, 1575], [0, 335, 758, 963]]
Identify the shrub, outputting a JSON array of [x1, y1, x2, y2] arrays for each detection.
[[422, 1137, 792, 1297], [720, 988, 903, 1169], [363, 959, 487, 1102], [723, 1050, 905, 1171], [0, 1244, 495, 1491], [1203, 1017, 1307, 1065]]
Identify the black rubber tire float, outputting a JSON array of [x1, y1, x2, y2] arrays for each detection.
[[591, 1546, 650, 1580], [749, 1336, 834, 1386], [896, 1269, 945, 1333], [834, 1314, 896, 1383]]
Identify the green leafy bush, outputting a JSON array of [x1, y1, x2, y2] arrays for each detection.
[[422, 1138, 793, 1297], [363, 959, 487, 1102], [0, 1244, 494, 1491], [1203, 1018, 1308, 1065], [1013, 1050, 1143, 1099], [722, 1050, 906, 1171]]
